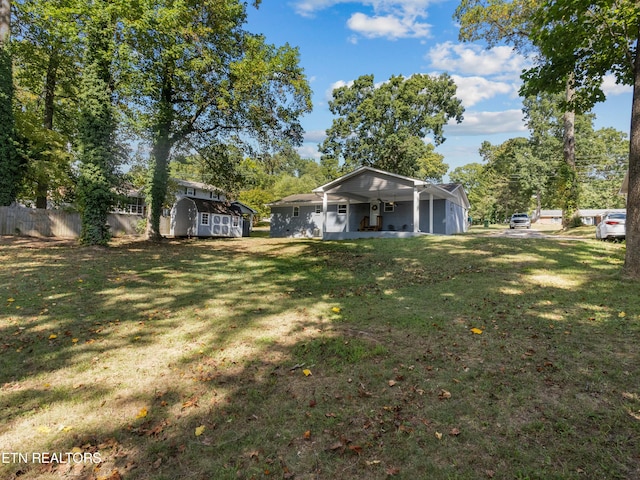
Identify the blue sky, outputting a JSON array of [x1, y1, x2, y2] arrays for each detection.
[[246, 0, 633, 176]]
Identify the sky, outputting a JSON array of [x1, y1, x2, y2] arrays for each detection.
[[245, 0, 634, 177]]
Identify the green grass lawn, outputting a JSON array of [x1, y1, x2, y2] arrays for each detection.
[[1, 233, 638, 480]]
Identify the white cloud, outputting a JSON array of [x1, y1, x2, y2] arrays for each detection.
[[303, 129, 328, 143], [427, 42, 528, 80], [347, 12, 430, 39], [325, 79, 354, 101], [445, 110, 526, 136], [601, 74, 632, 96], [451, 75, 517, 108], [292, 0, 436, 39], [297, 142, 323, 160]]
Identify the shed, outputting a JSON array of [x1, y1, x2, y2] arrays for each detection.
[[170, 197, 247, 238]]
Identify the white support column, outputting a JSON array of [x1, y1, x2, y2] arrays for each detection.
[[346, 200, 350, 232], [413, 186, 420, 232], [429, 193, 434, 234], [322, 193, 328, 238]]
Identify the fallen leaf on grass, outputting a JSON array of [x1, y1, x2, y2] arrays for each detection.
[[470, 328, 483, 335], [438, 389, 451, 400], [303, 430, 311, 439], [332, 307, 341, 313], [618, 311, 626, 318], [386, 467, 400, 475], [387, 379, 397, 387], [435, 431, 443, 440], [49, 334, 58, 339], [449, 427, 461, 436], [96, 469, 122, 480], [348, 445, 362, 454], [195, 425, 205, 436], [303, 369, 312, 377], [135, 407, 148, 419]]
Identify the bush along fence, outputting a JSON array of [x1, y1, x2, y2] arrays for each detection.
[[0, 205, 163, 238]]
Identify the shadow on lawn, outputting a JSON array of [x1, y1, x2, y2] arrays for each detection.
[[0, 235, 638, 479]]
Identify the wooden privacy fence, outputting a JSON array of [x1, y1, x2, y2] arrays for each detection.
[[0, 205, 154, 238]]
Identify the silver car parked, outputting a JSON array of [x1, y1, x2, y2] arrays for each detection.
[[596, 211, 626, 241], [509, 213, 531, 229]]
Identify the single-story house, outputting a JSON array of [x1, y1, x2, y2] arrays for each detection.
[[114, 179, 256, 238], [536, 208, 625, 226], [536, 209, 563, 224], [269, 167, 470, 240]]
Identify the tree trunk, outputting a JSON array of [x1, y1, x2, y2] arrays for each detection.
[[0, 0, 9, 44], [562, 75, 579, 227], [35, 52, 60, 209], [0, 0, 20, 207], [146, 70, 174, 241], [623, 33, 640, 278]]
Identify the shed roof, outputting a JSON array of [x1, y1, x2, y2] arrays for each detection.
[[184, 197, 242, 216]]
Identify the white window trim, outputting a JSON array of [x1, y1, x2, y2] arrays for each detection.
[[201, 212, 210, 225]]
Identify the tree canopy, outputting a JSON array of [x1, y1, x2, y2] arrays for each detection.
[[319, 74, 463, 180], [519, 0, 640, 276]]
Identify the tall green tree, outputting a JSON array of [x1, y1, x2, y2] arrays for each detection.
[[319, 74, 463, 178], [449, 162, 495, 222], [76, 2, 120, 245], [123, 0, 312, 240], [577, 127, 628, 209], [12, 0, 81, 208], [519, 0, 640, 276], [0, 0, 22, 206], [455, 0, 581, 226]]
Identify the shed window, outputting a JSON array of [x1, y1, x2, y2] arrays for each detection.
[[315, 205, 322, 214], [293, 206, 300, 217], [232, 216, 239, 227], [337, 204, 347, 214], [201, 213, 210, 225], [186, 187, 195, 196]]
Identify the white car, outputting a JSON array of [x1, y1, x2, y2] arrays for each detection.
[[596, 212, 626, 241], [509, 213, 531, 229]]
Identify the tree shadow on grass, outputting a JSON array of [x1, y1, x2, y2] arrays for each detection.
[[1, 235, 638, 479]]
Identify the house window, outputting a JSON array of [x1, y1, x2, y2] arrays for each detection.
[[384, 202, 395, 212], [186, 187, 195, 196], [293, 206, 300, 217], [201, 213, 210, 225], [337, 204, 347, 214], [315, 205, 322, 214], [209, 192, 218, 199]]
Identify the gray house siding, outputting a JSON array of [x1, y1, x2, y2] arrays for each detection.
[[270, 206, 322, 237], [271, 199, 468, 238], [419, 199, 446, 234]]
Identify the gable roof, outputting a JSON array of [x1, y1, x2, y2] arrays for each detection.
[[310, 166, 469, 209]]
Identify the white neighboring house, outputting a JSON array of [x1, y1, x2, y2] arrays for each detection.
[[115, 179, 256, 238], [170, 179, 256, 238]]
